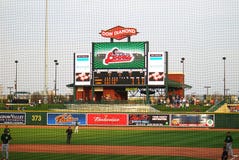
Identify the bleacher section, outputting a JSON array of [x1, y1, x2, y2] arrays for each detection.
[[61, 104, 160, 113]]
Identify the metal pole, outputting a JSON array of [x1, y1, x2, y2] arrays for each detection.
[[54, 60, 58, 98], [44, 0, 49, 103], [222, 57, 226, 100], [181, 57, 185, 97], [204, 86, 211, 99], [15, 60, 18, 96], [165, 51, 168, 99]]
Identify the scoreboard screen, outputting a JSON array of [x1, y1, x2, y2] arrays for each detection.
[[92, 42, 148, 86], [93, 42, 147, 69]]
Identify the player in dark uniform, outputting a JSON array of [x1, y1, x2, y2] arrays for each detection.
[[66, 126, 73, 144], [224, 131, 233, 157], [221, 145, 228, 160], [1, 129, 12, 160], [4, 125, 10, 135]]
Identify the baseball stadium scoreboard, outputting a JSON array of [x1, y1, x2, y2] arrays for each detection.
[[74, 41, 166, 87]]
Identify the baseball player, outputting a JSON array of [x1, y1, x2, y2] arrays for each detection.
[[221, 145, 228, 160], [66, 126, 73, 144], [1, 129, 12, 160], [3, 125, 10, 135], [74, 121, 79, 134], [224, 131, 234, 158]]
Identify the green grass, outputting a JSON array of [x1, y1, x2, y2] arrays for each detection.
[[5, 127, 239, 148], [9, 152, 210, 160], [2, 127, 236, 159]]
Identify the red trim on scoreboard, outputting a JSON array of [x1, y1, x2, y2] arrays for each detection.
[[100, 26, 138, 40], [87, 113, 127, 126]]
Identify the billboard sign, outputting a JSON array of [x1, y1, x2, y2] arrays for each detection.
[[47, 113, 86, 125], [75, 53, 91, 86], [171, 114, 215, 127], [100, 26, 138, 40], [88, 113, 127, 126], [0, 112, 26, 124], [128, 114, 169, 126], [148, 52, 165, 86]]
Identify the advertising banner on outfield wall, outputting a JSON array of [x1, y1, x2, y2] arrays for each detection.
[[88, 113, 127, 126], [0, 112, 26, 124], [171, 114, 215, 127], [129, 114, 170, 126], [47, 113, 86, 125]]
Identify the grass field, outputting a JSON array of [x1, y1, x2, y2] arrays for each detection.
[[2, 126, 239, 160], [6, 127, 238, 148]]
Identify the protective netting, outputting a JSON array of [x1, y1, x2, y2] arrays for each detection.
[[0, 0, 239, 98]]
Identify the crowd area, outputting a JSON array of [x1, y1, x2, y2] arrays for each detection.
[[157, 94, 218, 108]]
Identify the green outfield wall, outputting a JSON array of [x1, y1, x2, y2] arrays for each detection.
[[26, 112, 47, 125], [1, 111, 238, 128], [214, 113, 239, 128]]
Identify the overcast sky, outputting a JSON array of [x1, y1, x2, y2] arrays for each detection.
[[0, 0, 239, 96]]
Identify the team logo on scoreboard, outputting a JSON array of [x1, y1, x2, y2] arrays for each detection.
[[103, 48, 134, 65]]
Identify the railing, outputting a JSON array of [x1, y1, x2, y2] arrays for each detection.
[[206, 99, 226, 112], [64, 99, 148, 105]]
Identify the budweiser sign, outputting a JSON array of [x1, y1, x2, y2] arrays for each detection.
[[88, 114, 127, 126], [100, 26, 138, 40]]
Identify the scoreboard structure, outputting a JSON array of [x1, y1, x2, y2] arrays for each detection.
[[75, 42, 166, 87], [73, 26, 169, 103]]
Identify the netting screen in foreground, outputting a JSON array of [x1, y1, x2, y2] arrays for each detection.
[[0, 1, 239, 159]]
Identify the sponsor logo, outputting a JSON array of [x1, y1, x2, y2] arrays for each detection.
[[100, 26, 138, 40], [93, 115, 120, 122], [103, 48, 134, 65], [88, 114, 127, 125], [55, 113, 78, 124], [206, 119, 214, 127]]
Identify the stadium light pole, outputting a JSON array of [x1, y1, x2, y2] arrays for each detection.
[[222, 57, 226, 100], [54, 60, 59, 100], [181, 57, 185, 97], [44, 0, 49, 104], [204, 86, 211, 98], [15, 60, 18, 97]]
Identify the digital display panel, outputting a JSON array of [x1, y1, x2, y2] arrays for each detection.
[[75, 53, 91, 86], [93, 42, 147, 69], [93, 70, 146, 86], [148, 52, 165, 86]]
